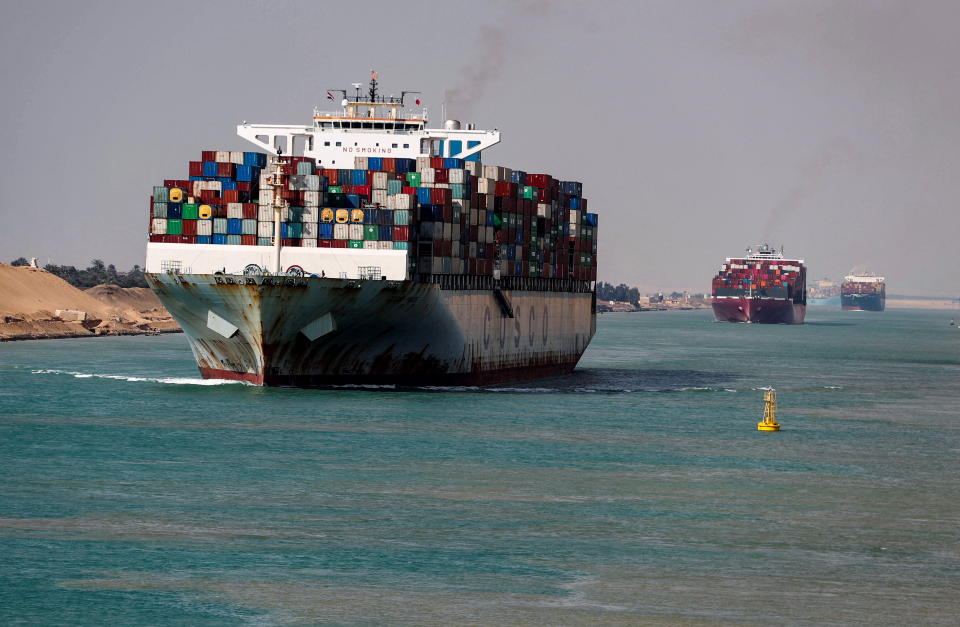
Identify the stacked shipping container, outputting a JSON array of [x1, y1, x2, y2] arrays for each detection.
[[711, 259, 805, 301], [149, 152, 598, 281]]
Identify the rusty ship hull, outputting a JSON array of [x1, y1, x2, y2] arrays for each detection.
[[146, 273, 596, 386]]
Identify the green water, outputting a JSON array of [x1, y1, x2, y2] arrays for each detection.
[[1, 308, 958, 625]]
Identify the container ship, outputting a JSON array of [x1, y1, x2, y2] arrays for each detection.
[[841, 273, 885, 311], [144, 75, 598, 386], [807, 277, 841, 307], [710, 245, 806, 324]]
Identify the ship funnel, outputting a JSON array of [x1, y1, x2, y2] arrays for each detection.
[[444, 119, 461, 130]]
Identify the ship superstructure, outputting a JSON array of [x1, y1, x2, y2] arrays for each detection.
[[711, 244, 806, 324], [144, 75, 599, 386], [841, 273, 885, 311]]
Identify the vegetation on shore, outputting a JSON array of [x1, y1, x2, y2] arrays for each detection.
[[9, 258, 148, 289]]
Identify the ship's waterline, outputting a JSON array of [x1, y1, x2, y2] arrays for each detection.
[[147, 273, 596, 386]]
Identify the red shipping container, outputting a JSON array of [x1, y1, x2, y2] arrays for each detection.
[[433, 240, 444, 255], [149, 234, 164, 242], [241, 235, 256, 246], [494, 181, 514, 197], [281, 238, 301, 247], [401, 186, 417, 195], [393, 226, 410, 241], [527, 174, 552, 189], [442, 204, 452, 221], [331, 240, 348, 248], [242, 204, 257, 219], [237, 182, 252, 192], [430, 188, 450, 205], [383, 158, 396, 173], [319, 240, 333, 248], [343, 184, 371, 197], [181, 219, 197, 235], [199, 189, 220, 202], [201, 150, 217, 161], [430, 157, 444, 169], [223, 189, 240, 203], [434, 168, 449, 184], [216, 162, 235, 178], [322, 169, 339, 185]]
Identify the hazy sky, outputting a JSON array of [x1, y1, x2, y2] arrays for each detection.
[[1, 0, 957, 295]]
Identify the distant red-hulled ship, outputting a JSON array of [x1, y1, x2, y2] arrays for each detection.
[[711, 244, 807, 324]]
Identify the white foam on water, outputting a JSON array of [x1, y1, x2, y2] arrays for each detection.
[[31, 369, 247, 386]]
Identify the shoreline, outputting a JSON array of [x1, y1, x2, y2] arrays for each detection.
[[0, 326, 182, 343]]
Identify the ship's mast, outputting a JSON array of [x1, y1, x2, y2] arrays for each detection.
[[269, 153, 288, 275]]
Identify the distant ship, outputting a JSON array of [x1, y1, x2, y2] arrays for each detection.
[[711, 244, 807, 324], [841, 273, 885, 311], [807, 277, 841, 307]]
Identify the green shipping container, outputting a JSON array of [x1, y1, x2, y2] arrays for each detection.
[[406, 172, 421, 186], [167, 219, 182, 235], [392, 241, 409, 250], [328, 186, 343, 194], [348, 240, 364, 249], [523, 186, 537, 200], [182, 203, 199, 220], [364, 225, 379, 240]]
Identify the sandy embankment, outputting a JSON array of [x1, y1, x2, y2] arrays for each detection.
[[886, 298, 958, 310], [0, 264, 180, 341]]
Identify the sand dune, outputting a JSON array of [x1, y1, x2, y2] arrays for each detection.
[[0, 264, 179, 341]]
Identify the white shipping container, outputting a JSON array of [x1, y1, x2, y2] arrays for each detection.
[[372, 189, 387, 206], [537, 203, 550, 217], [434, 183, 450, 189], [452, 224, 461, 241], [303, 191, 321, 207], [432, 258, 443, 274], [151, 218, 167, 235], [452, 199, 470, 213], [348, 224, 364, 240], [442, 222, 452, 241], [333, 223, 350, 240], [485, 226, 493, 243], [465, 161, 482, 176], [420, 168, 435, 184], [300, 238, 317, 248], [229, 151, 244, 165], [363, 241, 378, 249], [215, 150, 230, 162], [354, 156, 368, 170], [569, 223, 579, 237], [449, 168, 465, 184], [568, 210, 580, 224], [416, 156, 431, 171], [376, 241, 393, 250], [259, 190, 274, 205], [302, 222, 318, 238], [452, 242, 461, 258], [470, 209, 479, 226], [469, 242, 477, 257], [259, 171, 272, 187], [372, 171, 388, 189], [227, 203, 244, 219], [257, 206, 273, 221], [301, 207, 319, 223], [196, 219, 212, 236], [258, 221, 274, 237], [477, 226, 486, 243]]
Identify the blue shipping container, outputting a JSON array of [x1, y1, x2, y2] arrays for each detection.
[[212, 234, 228, 245], [227, 218, 243, 235], [243, 152, 266, 167], [351, 169, 367, 185], [236, 165, 256, 182], [202, 162, 218, 177], [196, 236, 211, 244], [569, 197, 580, 210], [346, 194, 361, 208], [318, 223, 333, 239], [585, 213, 598, 226], [166, 203, 182, 219], [416, 187, 432, 205], [511, 171, 527, 186], [368, 157, 383, 171], [396, 158, 415, 174], [379, 226, 392, 240], [443, 157, 464, 169]]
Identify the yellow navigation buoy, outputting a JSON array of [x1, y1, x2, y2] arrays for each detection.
[[757, 388, 780, 431]]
